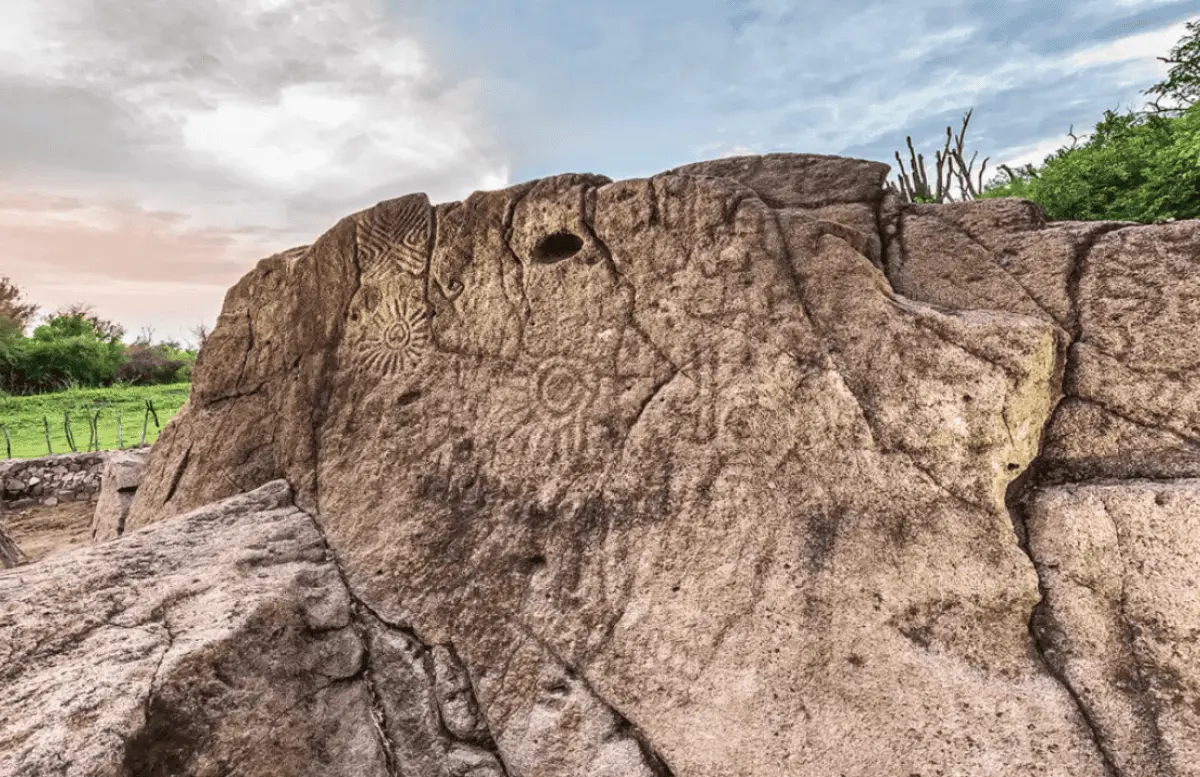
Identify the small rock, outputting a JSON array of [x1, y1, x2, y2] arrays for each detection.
[[41, 497, 58, 507], [4, 478, 24, 493]]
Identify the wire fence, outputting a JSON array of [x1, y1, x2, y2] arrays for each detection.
[[0, 400, 177, 460]]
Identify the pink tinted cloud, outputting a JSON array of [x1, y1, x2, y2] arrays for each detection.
[[0, 188, 300, 340]]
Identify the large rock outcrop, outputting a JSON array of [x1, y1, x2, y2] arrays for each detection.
[[4, 153, 1198, 775]]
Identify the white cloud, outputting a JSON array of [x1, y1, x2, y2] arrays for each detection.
[[991, 135, 1074, 170], [0, 0, 510, 235], [1066, 21, 1190, 67]]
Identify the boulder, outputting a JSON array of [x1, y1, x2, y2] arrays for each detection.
[[0, 480, 513, 777], [91, 450, 149, 542], [886, 202, 1200, 485], [0, 152, 1182, 775]]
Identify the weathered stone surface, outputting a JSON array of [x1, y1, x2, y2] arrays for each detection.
[[887, 201, 1200, 485], [112, 154, 1180, 775], [1, 482, 374, 777], [91, 449, 149, 543], [2, 480, 533, 777], [1024, 480, 1200, 776]]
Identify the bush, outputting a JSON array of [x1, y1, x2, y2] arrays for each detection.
[[117, 343, 191, 385], [5, 336, 124, 393], [980, 101, 1200, 222], [0, 312, 125, 394]]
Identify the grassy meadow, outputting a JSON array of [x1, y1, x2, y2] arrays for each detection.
[[0, 383, 190, 459]]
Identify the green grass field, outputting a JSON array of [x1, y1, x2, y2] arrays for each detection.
[[0, 383, 191, 460]]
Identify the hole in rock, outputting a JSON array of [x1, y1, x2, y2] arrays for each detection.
[[397, 391, 422, 407], [534, 231, 584, 263]]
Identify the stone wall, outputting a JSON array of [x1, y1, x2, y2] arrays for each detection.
[[0, 451, 144, 508]]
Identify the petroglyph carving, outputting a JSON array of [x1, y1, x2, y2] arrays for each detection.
[[496, 358, 599, 462], [528, 359, 597, 459], [536, 360, 593, 419], [684, 352, 718, 443], [356, 197, 430, 277], [349, 297, 431, 377]]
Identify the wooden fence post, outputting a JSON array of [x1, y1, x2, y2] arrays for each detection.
[[90, 411, 101, 451], [64, 411, 77, 453], [43, 416, 52, 455], [0, 424, 10, 459], [140, 400, 160, 447]]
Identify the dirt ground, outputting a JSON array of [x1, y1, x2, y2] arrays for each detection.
[[0, 500, 95, 563]]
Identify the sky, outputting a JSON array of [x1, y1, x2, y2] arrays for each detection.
[[0, 0, 1197, 344]]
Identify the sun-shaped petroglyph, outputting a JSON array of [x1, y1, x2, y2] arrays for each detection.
[[350, 298, 431, 377], [357, 198, 429, 277], [537, 362, 592, 418], [497, 359, 599, 462]]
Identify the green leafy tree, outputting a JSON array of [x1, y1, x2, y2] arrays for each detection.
[[1, 310, 126, 393], [980, 19, 1200, 222], [981, 103, 1200, 221], [51, 303, 125, 343], [1144, 19, 1200, 115], [0, 277, 38, 332]]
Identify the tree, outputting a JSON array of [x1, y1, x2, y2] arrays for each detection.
[[190, 322, 210, 350], [0, 277, 38, 331], [977, 18, 1200, 222], [52, 303, 125, 343], [980, 99, 1200, 222], [1143, 19, 1200, 115]]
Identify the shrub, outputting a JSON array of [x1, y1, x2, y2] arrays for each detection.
[[980, 102, 1200, 222], [116, 343, 190, 385]]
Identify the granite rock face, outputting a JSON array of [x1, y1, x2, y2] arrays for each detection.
[[6, 153, 1194, 775]]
